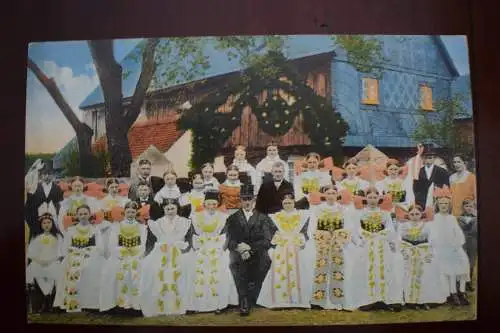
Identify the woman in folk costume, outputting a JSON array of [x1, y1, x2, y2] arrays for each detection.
[[186, 190, 238, 313], [54, 204, 105, 312], [257, 191, 311, 309], [97, 178, 130, 258], [308, 185, 357, 310], [337, 158, 370, 210], [201, 163, 221, 192], [57, 177, 99, 232], [232, 145, 258, 193], [457, 198, 477, 292], [178, 173, 206, 217], [429, 186, 470, 306], [398, 205, 448, 309], [450, 154, 477, 217], [376, 159, 413, 219], [139, 198, 193, 317], [98, 178, 130, 222], [219, 165, 243, 215], [100, 202, 147, 313], [351, 187, 404, 312], [154, 170, 182, 204], [256, 142, 290, 185], [293, 152, 331, 209], [26, 203, 63, 313]]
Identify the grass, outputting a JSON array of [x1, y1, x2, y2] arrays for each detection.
[[27, 288, 476, 326], [28, 266, 477, 326]]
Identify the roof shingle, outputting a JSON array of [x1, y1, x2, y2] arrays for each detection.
[[93, 115, 184, 159]]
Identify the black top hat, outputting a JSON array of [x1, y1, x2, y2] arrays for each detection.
[[39, 160, 54, 174], [204, 190, 220, 202], [421, 143, 438, 157], [240, 184, 255, 199]]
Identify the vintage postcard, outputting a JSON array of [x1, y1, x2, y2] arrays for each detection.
[[25, 35, 476, 325]]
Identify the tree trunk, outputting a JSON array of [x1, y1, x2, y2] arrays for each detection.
[[88, 40, 132, 177], [88, 39, 159, 177], [27, 58, 95, 177]]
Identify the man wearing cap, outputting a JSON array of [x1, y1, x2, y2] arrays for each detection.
[[413, 145, 450, 209], [128, 159, 165, 201], [225, 184, 277, 316], [24, 161, 64, 236]]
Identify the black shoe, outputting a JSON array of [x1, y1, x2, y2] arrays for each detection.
[[405, 303, 417, 310], [239, 298, 250, 317], [466, 282, 474, 292], [387, 304, 403, 312], [458, 293, 470, 306], [450, 293, 461, 306], [421, 304, 431, 311], [214, 309, 222, 315]]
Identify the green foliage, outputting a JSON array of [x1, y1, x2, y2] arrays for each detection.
[[178, 51, 349, 170], [25, 153, 54, 174], [411, 93, 474, 159], [331, 35, 386, 77], [62, 149, 112, 177]]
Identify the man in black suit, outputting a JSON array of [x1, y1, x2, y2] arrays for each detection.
[[128, 159, 165, 201], [255, 161, 294, 214], [25, 161, 63, 237], [133, 181, 163, 255], [226, 184, 276, 316], [413, 147, 450, 209]]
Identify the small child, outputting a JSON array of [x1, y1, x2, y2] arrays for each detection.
[[26, 204, 63, 313], [457, 198, 477, 292], [219, 165, 242, 215], [179, 173, 206, 217], [429, 187, 470, 306], [100, 202, 147, 313]]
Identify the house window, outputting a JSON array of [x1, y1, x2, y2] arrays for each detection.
[[420, 85, 433, 111], [361, 78, 379, 105]]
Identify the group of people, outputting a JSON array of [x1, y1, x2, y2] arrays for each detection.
[[24, 142, 477, 318]]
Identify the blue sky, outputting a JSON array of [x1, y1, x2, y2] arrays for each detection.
[[25, 35, 470, 154]]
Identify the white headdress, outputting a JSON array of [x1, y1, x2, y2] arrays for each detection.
[[38, 202, 57, 218], [25, 159, 45, 195]]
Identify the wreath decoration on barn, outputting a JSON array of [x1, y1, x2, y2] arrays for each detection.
[[178, 51, 349, 169]]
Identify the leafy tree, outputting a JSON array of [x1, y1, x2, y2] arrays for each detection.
[[411, 93, 474, 159], [62, 148, 112, 177], [331, 35, 386, 77]]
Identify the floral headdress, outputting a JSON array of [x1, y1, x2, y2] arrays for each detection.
[[433, 185, 452, 199]]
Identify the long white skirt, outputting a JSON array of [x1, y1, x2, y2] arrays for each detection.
[[54, 247, 105, 312], [185, 246, 238, 312], [139, 243, 191, 317], [257, 244, 312, 309], [401, 244, 449, 304]]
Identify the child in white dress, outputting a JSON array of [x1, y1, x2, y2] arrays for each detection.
[[201, 163, 220, 192], [429, 187, 470, 306], [26, 203, 63, 313]]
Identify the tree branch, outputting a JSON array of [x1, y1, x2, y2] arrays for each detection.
[[124, 38, 160, 128], [27, 57, 92, 135], [88, 40, 123, 103]]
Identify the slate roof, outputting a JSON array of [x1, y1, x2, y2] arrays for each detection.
[[80, 35, 340, 109]]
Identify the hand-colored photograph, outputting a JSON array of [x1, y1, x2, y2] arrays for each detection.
[[25, 34, 476, 326]]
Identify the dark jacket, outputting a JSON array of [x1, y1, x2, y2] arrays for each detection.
[[413, 165, 450, 208], [255, 179, 294, 215]]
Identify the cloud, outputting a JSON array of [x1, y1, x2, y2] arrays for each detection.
[[25, 60, 99, 153]]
